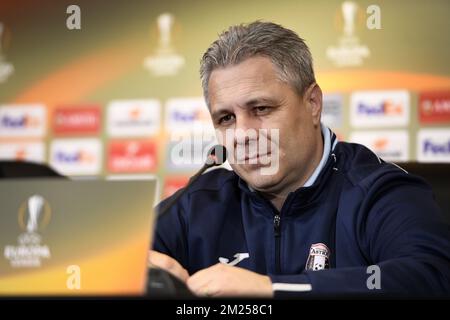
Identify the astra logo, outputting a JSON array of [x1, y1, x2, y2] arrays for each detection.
[[54, 150, 95, 163], [357, 100, 403, 115], [423, 140, 450, 154], [1, 114, 41, 128]]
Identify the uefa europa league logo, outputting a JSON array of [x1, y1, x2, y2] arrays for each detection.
[[143, 13, 185, 76], [326, 1, 370, 67], [4, 194, 52, 267]]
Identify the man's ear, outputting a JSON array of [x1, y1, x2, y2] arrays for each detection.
[[303, 83, 322, 127]]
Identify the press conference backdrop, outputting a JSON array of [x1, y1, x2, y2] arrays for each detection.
[[0, 0, 449, 201]]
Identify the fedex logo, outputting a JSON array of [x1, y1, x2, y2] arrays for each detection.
[[423, 140, 450, 154], [351, 91, 410, 127], [350, 131, 409, 162], [417, 129, 450, 163], [50, 139, 102, 175], [0, 105, 46, 137], [107, 100, 160, 137], [54, 150, 96, 164], [357, 100, 403, 115], [165, 98, 214, 132], [172, 110, 204, 122]]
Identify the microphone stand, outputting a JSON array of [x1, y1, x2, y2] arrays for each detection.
[[157, 145, 227, 217]]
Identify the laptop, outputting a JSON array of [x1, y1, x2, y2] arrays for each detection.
[[0, 179, 157, 296]]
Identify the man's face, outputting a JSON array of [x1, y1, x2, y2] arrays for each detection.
[[207, 56, 322, 195]]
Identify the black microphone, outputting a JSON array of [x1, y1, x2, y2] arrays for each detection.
[[157, 144, 227, 217]]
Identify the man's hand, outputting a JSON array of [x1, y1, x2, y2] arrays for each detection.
[[148, 250, 189, 283], [187, 263, 274, 297]]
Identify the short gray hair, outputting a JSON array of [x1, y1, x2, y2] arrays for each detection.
[[200, 21, 316, 107]]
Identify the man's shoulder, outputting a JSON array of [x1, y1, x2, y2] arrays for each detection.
[[188, 167, 238, 194], [156, 168, 237, 214], [335, 141, 426, 192]]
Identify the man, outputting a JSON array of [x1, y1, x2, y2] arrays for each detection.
[[149, 21, 450, 298]]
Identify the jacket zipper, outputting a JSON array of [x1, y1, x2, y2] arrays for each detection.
[[274, 214, 281, 273]]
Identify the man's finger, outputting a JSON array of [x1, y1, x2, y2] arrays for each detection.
[[148, 250, 189, 282], [187, 266, 217, 293]]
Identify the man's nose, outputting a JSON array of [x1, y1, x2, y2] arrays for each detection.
[[235, 113, 260, 131], [234, 115, 260, 145]]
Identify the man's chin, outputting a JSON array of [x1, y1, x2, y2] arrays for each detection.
[[241, 172, 282, 192]]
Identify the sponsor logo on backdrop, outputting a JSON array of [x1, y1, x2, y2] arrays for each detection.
[[322, 94, 343, 128], [0, 142, 45, 162], [106, 174, 157, 181], [0, 105, 46, 137], [350, 90, 410, 127], [108, 140, 157, 173], [4, 195, 52, 268], [163, 176, 189, 198], [50, 139, 102, 175], [166, 137, 217, 171], [53, 106, 101, 135], [165, 98, 213, 132], [143, 13, 185, 76], [0, 22, 14, 83], [107, 100, 160, 137], [326, 1, 370, 67], [419, 91, 450, 124], [350, 131, 409, 162], [417, 129, 450, 163]]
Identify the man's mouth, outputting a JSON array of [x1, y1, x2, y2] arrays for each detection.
[[241, 152, 271, 162]]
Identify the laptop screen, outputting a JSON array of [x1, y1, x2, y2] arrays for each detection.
[[0, 179, 157, 296]]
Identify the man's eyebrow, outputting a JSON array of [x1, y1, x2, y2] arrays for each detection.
[[211, 97, 279, 121], [244, 97, 278, 106]]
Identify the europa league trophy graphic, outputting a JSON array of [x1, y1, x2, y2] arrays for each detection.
[[27, 195, 44, 233], [0, 22, 14, 83], [157, 13, 174, 54], [342, 1, 357, 39], [326, 1, 369, 67], [143, 13, 185, 76]]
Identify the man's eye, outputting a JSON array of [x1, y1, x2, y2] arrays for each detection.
[[218, 114, 235, 125], [254, 106, 270, 114]]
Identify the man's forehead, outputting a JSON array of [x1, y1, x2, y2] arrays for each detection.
[[209, 56, 278, 85], [208, 57, 282, 110]]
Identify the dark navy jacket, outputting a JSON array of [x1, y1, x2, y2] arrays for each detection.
[[153, 140, 450, 298]]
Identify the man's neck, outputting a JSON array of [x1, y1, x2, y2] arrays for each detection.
[[266, 130, 325, 212]]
